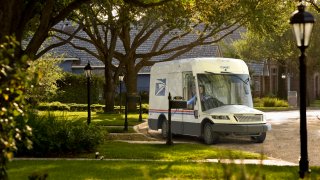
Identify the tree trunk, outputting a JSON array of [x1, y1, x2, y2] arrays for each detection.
[[104, 65, 115, 113], [125, 63, 138, 112]]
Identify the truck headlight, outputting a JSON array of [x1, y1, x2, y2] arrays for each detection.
[[212, 115, 230, 120]]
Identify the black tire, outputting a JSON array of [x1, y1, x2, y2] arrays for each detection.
[[161, 120, 168, 138], [251, 132, 266, 143], [203, 123, 219, 145]]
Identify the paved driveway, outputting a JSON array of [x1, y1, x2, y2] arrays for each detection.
[[213, 110, 320, 166]]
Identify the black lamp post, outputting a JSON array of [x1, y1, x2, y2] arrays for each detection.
[[118, 73, 124, 114], [290, 2, 315, 178], [84, 62, 92, 125]]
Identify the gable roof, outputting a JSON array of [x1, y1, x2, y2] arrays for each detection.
[[46, 21, 244, 74]]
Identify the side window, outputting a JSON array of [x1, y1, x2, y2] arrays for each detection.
[[184, 72, 195, 109]]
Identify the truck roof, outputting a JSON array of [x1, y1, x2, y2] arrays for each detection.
[[151, 57, 249, 74]]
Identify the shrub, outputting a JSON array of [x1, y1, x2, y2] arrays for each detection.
[[26, 55, 65, 104], [16, 111, 106, 157], [37, 102, 106, 112], [141, 103, 149, 113], [254, 97, 288, 107], [38, 102, 70, 111]]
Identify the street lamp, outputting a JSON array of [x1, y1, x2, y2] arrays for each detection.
[[84, 62, 92, 125], [290, 1, 315, 178], [118, 72, 124, 113]]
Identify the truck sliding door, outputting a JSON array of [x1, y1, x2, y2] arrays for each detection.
[[182, 72, 199, 136]]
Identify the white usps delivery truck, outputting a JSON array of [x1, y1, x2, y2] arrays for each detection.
[[148, 57, 271, 144]]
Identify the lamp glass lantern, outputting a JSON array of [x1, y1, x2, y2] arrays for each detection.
[[118, 72, 124, 114], [84, 63, 92, 78], [119, 73, 124, 82], [290, 4, 315, 48]]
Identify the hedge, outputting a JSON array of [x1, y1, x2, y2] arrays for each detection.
[[38, 102, 149, 112], [51, 73, 104, 104], [38, 102, 105, 112]]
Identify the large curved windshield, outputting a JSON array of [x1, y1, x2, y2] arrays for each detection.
[[197, 73, 253, 110]]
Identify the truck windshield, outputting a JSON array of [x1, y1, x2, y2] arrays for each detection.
[[197, 73, 253, 111]]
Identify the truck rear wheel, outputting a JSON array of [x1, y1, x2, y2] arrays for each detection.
[[161, 120, 168, 138], [251, 132, 266, 143], [203, 123, 219, 145]]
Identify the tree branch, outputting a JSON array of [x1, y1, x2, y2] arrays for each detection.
[[123, 0, 174, 7], [308, 0, 320, 12], [36, 25, 83, 59], [52, 0, 91, 25]]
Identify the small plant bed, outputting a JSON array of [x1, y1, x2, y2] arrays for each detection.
[[254, 97, 293, 111], [310, 100, 320, 108]]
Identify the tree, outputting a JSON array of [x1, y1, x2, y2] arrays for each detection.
[[233, 29, 298, 98], [0, 0, 172, 177], [0, 37, 32, 180], [51, 0, 292, 112], [26, 55, 65, 104], [232, 4, 320, 101], [0, 0, 92, 59]]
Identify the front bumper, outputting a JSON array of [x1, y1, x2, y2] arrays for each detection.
[[211, 123, 271, 134]]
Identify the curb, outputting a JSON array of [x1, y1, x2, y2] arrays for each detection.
[[13, 157, 297, 166]]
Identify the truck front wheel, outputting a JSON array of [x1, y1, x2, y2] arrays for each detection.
[[251, 132, 266, 143], [203, 123, 219, 145], [161, 120, 168, 138]]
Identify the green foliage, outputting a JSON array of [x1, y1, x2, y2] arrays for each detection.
[[38, 102, 149, 112], [254, 97, 288, 107], [52, 73, 104, 104], [16, 112, 105, 157], [0, 36, 32, 179], [26, 55, 65, 104]]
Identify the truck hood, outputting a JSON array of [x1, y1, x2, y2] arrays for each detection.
[[204, 105, 263, 115]]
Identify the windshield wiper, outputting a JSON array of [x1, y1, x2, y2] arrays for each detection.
[[230, 75, 249, 85]]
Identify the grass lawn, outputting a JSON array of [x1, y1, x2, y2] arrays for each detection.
[[8, 160, 320, 180], [77, 141, 263, 160], [11, 141, 319, 179], [38, 111, 148, 126]]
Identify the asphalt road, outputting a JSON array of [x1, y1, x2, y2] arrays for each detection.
[[214, 110, 320, 166]]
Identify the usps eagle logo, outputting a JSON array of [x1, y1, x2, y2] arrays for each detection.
[[155, 79, 166, 96]]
